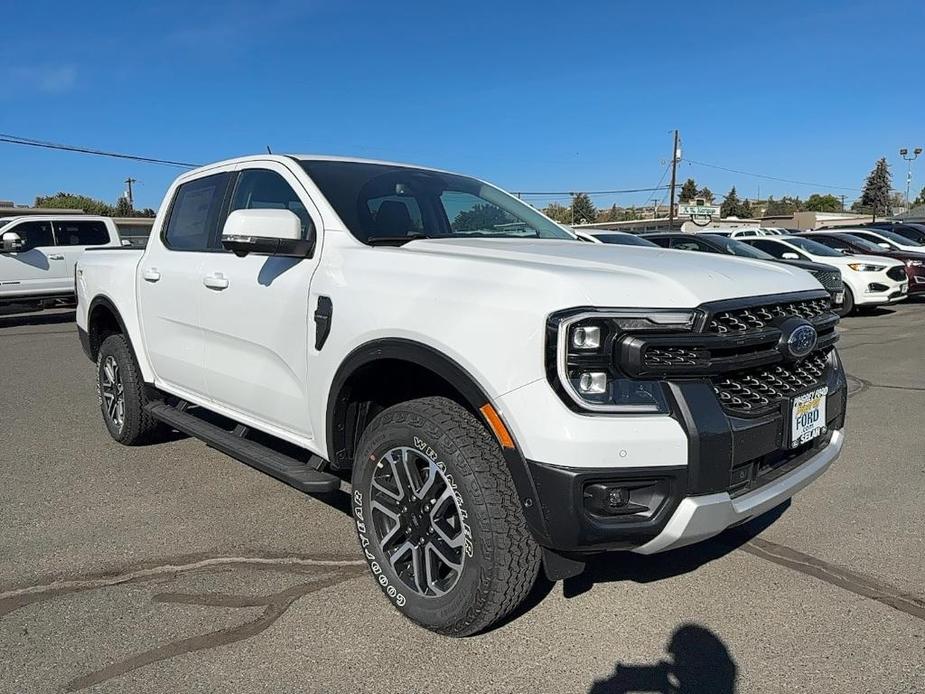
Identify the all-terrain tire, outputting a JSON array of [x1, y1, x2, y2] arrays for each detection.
[[351, 396, 541, 636], [97, 334, 165, 445]]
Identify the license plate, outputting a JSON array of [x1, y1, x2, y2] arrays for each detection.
[[791, 387, 828, 448]]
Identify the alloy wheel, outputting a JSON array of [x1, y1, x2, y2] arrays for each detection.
[[368, 446, 467, 598], [100, 355, 125, 431]]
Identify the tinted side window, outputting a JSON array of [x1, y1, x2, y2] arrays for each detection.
[[647, 236, 672, 248], [749, 240, 789, 258], [814, 236, 849, 250], [164, 173, 233, 251], [850, 232, 881, 245], [230, 169, 313, 238], [53, 220, 110, 246], [11, 221, 54, 251], [669, 238, 714, 252]]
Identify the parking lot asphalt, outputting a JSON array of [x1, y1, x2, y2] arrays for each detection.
[[0, 302, 923, 693]]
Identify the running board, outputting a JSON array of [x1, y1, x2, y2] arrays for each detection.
[[144, 401, 340, 494]]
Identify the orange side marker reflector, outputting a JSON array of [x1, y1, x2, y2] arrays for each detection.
[[479, 403, 515, 449]]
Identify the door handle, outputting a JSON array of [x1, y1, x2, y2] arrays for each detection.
[[48, 254, 65, 260], [142, 268, 161, 283], [202, 273, 229, 290]]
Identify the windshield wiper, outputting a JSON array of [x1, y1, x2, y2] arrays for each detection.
[[366, 232, 435, 246]]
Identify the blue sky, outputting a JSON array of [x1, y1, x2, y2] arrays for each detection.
[[1, 0, 923, 211]]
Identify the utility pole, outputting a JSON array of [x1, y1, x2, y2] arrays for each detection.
[[124, 177, 137, 209], [667, 130, 680, 228]]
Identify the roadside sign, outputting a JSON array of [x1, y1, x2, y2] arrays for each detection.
[[678, 204, 720, 226]]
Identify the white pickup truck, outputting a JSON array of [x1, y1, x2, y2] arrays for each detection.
[[0, 215, 124, 309], [76, 155, 847, 635]]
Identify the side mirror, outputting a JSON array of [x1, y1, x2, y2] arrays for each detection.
[[878, 242, 891, 249], [838, 248, 850, 254], [1, 231, 23, 253], [782, 252, 800, 260], [121, 239, 133, 247], [220, 209, 314, 258]]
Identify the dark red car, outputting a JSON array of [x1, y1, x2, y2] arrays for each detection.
[[801, 231, 925, 295]]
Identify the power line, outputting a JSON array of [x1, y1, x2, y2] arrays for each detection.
[[0, 133, 199, 169], [684, 158, 861, 192], [516, 186, 670, 196]]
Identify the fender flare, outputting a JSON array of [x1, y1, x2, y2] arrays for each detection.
[[326, 338, 550, 541], [87, 295, 137, 363]]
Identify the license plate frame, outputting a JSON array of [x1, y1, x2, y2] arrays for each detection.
[[789, 386, 828, 449]]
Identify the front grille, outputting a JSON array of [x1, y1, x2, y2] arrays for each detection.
[[707, 297, 831, 335], [887, 266, 906, 281], [643, 346, 708, 368], [812, 269, 843, 293], [712, 349, 829, 414]]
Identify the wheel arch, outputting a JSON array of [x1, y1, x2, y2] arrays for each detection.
[[326, 338, 550, 540]]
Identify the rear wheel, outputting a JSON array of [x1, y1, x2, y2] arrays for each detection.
[[351, 396, 541, 636], [97, 334, 165, 445]]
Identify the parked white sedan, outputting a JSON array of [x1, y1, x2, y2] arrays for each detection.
[[739, 235, 908, 314]]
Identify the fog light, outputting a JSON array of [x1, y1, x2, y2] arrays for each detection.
[[606, 487, 629, 510], [571, 325, 601, 350], [578, 371, 607, 394]]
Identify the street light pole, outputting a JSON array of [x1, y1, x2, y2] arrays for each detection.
[[900, 147, 922, 211]]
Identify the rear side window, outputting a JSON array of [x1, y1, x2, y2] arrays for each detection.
[[164, 173, 233, 251], [11, 220, 54, 251], [229, 169, 314, 238], [669, 237, 715, 252], [749, 240, 794, 259], [53, 220, 110, 246]]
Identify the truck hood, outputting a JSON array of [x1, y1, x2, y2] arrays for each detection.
[[399, 238, 823, 307]]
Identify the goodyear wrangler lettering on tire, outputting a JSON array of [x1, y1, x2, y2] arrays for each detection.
[[350, 396, 541, 636], [354, 489, 406, 608]]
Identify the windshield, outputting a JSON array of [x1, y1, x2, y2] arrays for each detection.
[[872, 228, 923, 247], [298, 160, 574, 244], [835, 234, 883, 252], [705, 235, 775, 259], [783, 237, 843, 257], [594, 233, 659, 247]]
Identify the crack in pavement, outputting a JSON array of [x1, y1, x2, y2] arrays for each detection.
[[739, 537, 925, 621], [0, 554, 367, 691]]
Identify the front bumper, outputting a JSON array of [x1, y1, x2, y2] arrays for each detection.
[[499, 352, 847, 555], [634, 429, 843, 554]]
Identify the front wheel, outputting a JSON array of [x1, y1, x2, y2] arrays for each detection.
[[837, 287, 855, 316], [351, 396, 541, 636]]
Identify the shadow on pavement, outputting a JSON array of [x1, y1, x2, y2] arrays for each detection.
[[0, 309, 75, 328], [588, 623, 737, 693], [564, 501, 790, 598]]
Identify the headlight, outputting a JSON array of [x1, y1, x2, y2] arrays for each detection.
[[549, 309, 696, 413], [847, 263, 886, 272], [907, 259, 923, 267]]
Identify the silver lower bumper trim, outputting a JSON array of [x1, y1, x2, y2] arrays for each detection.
[[633, 430, 844, 555]]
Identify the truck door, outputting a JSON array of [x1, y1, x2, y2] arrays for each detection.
[[0, 220, 67, 299], [52, 219, 112, 292], [137, 171, 233, 400], [197, 163, 322, 439]]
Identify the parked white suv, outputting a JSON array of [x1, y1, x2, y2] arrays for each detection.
[[75, 155, 847, 635], [0, 215, 123, 308], [739, 235, 908, 314]]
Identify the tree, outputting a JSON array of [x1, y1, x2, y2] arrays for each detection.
[[859, 157, 892, 219], [696, 186, 714, 203], [804, 193, 841, 213], [453, 203, 510, 232], [739, 198, 753, 218], [114, 197, 134, 217], [570, 193, 598, 224], [679, 178, 698, 203], [596, 204, 621, 223], [34, 192, 115, 216], [913, 186, 925, 208], [720, 187, 742, 218], [765, 195, 804, 215], [542, 202, 571, 224]]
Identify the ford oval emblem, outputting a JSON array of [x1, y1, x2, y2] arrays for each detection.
[[785, 323, 818, 359]]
